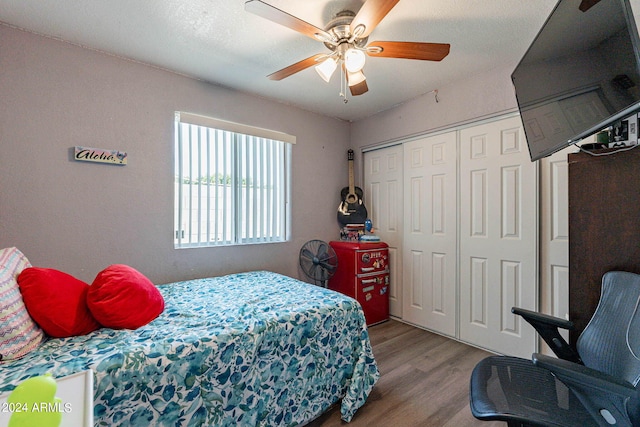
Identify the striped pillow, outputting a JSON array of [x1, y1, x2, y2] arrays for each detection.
[[0, 247, 45, 361]]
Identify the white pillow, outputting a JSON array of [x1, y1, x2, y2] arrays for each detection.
[[0, 247, 45, 361]]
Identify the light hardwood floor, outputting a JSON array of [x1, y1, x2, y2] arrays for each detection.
[[307, 320, 504, 427]]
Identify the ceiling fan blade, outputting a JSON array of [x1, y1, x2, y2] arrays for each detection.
[[350, 0, 400, 38], [245, 0, 333, 42], [349, 79, 369, 96], [268, 54, 327, 81], [367, 41, 450, 61], [579, 0, 601, 12]]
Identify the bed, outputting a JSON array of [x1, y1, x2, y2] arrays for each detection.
[[0, 270, 379, 426]]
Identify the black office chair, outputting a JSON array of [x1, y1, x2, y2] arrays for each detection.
[[469, 271, 640, 427]]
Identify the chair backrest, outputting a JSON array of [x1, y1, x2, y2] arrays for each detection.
[[577, 271, 640, 386]]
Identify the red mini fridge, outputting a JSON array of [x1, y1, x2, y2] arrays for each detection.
[[328, 241, 389, 326]]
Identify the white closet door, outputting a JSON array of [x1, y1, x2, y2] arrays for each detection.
[[402, 131, 457, 336], [364, 145, 404, 317], [539, 146, 574, 349], [459, 116, 537, 358]]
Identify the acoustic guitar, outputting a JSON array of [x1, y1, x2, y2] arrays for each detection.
[[337, 149, 368, 226]]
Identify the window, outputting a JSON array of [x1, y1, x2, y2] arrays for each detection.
[[174, 112, 293, 248]]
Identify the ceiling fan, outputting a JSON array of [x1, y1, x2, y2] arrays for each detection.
[[245, 0, 450, 99]]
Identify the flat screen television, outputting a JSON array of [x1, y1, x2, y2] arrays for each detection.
[[512, 0, 640, 161]]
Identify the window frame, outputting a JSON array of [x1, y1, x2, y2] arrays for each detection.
[[174, 112, 293, 248]]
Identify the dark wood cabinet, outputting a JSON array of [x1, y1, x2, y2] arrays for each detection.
[[568, 148, 640, 344]]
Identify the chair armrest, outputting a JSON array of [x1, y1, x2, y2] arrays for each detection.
[[532, 353, 636, 398], [512, 307, 574, 329], [512, 307, 582, 364]]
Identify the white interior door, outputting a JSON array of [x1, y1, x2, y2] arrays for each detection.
[[459, 116, 538, 358], [539, 146, 574, 350], [363, 145, 403, 317], [402, 132, 457, 336]]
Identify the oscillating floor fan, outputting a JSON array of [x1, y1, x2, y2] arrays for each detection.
[[299, 240, 338, 287]]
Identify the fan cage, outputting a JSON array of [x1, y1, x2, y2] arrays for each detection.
[[299, 239, 338, 287]]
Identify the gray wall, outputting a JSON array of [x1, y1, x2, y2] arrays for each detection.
[[349, 64, 520, 180], [350, 63, 519, 149], [0, 25, 350, 284]]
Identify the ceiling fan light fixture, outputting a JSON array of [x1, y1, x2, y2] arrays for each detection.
[[315, 57, 338, 82], [347, 70, 366, 86], [344, 48, 366, 73]]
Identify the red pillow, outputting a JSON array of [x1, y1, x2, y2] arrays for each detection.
[[87, 264, 164, 329], [17, 267, 101, 338]]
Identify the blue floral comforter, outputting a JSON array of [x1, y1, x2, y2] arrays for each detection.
[[0, 271, 379, 426]]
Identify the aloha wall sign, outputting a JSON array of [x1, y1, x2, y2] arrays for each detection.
[[74, 146, 127, 165]]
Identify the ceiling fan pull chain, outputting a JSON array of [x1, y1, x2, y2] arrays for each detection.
[[340, 66, 348, 103]]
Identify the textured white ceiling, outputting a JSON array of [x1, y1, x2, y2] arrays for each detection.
[[0, 0, 559, 121]]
